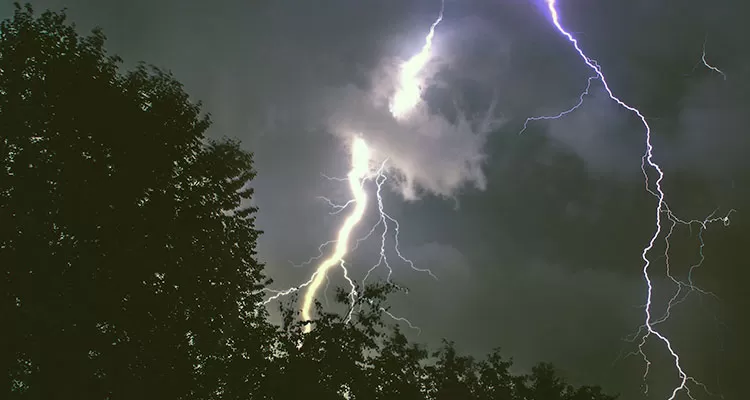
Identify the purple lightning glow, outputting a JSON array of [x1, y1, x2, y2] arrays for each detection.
[[544, 1, 733, 398]]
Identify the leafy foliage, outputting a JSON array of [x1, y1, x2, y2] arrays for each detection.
[[1, 4, 617, 400], [0, 4, 271, 398]]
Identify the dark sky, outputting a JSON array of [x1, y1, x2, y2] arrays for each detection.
[[3, 0, 748, 398]]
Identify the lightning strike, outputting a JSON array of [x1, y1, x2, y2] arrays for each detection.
[[267, 2, 447, 333], [648, 208, 734, 327], [288, 239, 336, 268], [363, 161, 438, 286], [701, 36, 727, 80], [380, 305, 423, 335], [519, 75, 598, 134], [318, 196, 355, 215], [262, 136, 431, 335], [390, 0, 445, 119], [297, 137, 372, 333], [340, 260, 359, 324], [543, 1, 733, 398]]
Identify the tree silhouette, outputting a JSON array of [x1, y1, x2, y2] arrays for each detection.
[[1, 4, 619, 400], [368, 326, 429, 399], [1, 4, 273, 398], [268, 283, 619, 400]]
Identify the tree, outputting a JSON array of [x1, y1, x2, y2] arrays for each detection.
[[0, 4, 273, 398], [471, 348, 517, 400], [368, 326, 429, 399], [425, 340, 476, 400], [269, 284, 619, 400]]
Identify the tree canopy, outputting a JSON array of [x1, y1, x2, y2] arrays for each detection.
[[1, 4, 617, 399]]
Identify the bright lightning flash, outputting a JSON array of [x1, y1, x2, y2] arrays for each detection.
[[260, 138, 370, 332], [262, 137, 431, 334], [390, 0, 444, 119], [263, 1, 451, 337], [297, 137, 371, 333], [542, 1, 734, 399]]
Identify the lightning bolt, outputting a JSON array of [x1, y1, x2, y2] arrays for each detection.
[[262, 138, 431, 335], [261, 138, 369, 328], [263, 2, 452, 337], [543, 1, 733, 398], [390, 0, 445, 119], [647, 210, 734, 327], [700, 36, 727, 80], [519, 74, 598, 135], [362, 160, 438, 286], [294, 137, 371, 333]]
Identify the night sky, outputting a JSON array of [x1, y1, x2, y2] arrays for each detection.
[[3, 0, 748, 398]]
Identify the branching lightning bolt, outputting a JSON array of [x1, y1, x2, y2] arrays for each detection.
[[261, 138, 370, 332], [260, 1, 734, 393], [363, 161, 438, 286], [261, 1, 446, 333], [297, 137, 370, 333], [654, 208, 735, 321], [262, 138, 434, 334], [624, 207, 734, 397], [519, 74, 598, 134], [262, 1, 450, 338], [390, 0, 445, 119], [318, 196, 355, 215], [543, 1, 734, 398]]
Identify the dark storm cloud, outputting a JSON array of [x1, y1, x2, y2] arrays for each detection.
[[383, 248, 651, 391], [669, 73, 750, 176], [528, 0, 750, 179], [4, 0, 748, 399], [544, 87, 645, 178], [534, 43, 750, 183]]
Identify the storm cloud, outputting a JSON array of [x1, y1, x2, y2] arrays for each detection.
[[3, 0, 747, 399]]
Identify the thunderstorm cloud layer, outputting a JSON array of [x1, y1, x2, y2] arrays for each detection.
[[316, 12, 507, 201], [4, 1, 747, 399]]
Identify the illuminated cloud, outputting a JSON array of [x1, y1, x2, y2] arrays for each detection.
[[322, 56, 503, 201], [390, 0, 444, 120]]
